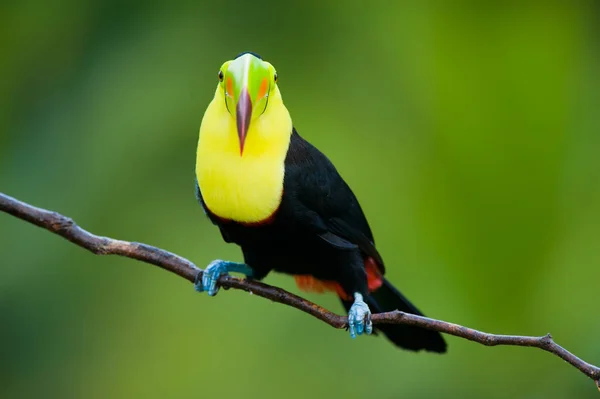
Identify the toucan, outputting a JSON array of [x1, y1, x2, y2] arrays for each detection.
[[194, 51, 446, 353]]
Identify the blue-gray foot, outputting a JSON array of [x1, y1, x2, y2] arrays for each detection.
[[194, 259, 253, 296], [348, 293, 373, 339]]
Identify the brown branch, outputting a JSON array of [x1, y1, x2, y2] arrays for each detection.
[[1, 191, 599, 390]]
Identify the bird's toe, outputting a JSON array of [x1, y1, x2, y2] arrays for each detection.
[[198, 259, 230, 296], [348, 294, 372, 339]]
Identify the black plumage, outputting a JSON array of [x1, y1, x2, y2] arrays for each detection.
[[196, 128, 447, 353]]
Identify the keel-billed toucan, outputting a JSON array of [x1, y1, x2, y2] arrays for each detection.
[[194, 52, 446, 353]]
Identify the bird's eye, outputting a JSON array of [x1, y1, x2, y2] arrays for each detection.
[[218, 70, 224, 82], [274, 73, 278, 82]]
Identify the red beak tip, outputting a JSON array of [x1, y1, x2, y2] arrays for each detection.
[[236, 89, 252, 156]]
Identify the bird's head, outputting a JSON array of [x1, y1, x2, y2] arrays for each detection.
[[216, 52, 279, 154]]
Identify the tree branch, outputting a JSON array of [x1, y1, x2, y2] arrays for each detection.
[[1, 191, 599, 391]]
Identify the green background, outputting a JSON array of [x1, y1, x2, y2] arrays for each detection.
[[1, 2, 599, 398]]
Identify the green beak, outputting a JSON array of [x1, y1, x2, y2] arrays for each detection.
[[236, 88, 252, 155], [225, 53, 270, 155]]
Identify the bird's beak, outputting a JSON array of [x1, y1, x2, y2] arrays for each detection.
[[225, 53, 268, 155], [236, 88, 252, 155]]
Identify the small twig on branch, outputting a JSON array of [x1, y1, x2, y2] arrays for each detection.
[[1, 192, 599, 390]]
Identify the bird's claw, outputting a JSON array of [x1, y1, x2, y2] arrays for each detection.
[[194, 259, 231, 296], [348, 293, 373, 339], [194, 259, 253, 297]]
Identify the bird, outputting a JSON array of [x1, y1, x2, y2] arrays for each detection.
[[194, 51, 447, 353]]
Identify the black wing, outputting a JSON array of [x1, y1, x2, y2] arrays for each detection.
[[283, 128, 385, 273]]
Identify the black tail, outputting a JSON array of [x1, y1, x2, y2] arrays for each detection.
[[342, 278, 447, 353]]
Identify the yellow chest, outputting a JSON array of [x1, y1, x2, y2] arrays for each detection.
[[195, 94, 292, 224], [196, 149, 286, 223]]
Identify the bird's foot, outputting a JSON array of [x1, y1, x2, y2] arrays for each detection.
[[194, 259, 253, 296], [348, 293, 373, 339]]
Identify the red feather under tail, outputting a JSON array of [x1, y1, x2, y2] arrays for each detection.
[[293, 256, 383, 301]]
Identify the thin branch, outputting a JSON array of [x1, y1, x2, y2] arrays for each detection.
[[1, 192, 599, 391]]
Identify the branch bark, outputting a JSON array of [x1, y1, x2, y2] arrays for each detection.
[[1, 191, 599, 391]]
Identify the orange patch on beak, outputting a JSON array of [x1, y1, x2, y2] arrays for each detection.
[[226, 78, 234, 97], [256, 78, 268, 101]]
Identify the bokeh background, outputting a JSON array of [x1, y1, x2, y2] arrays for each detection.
[[2, 2, 599, 398]]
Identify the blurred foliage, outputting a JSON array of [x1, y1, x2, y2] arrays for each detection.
[[1, 1, 599, 398]]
